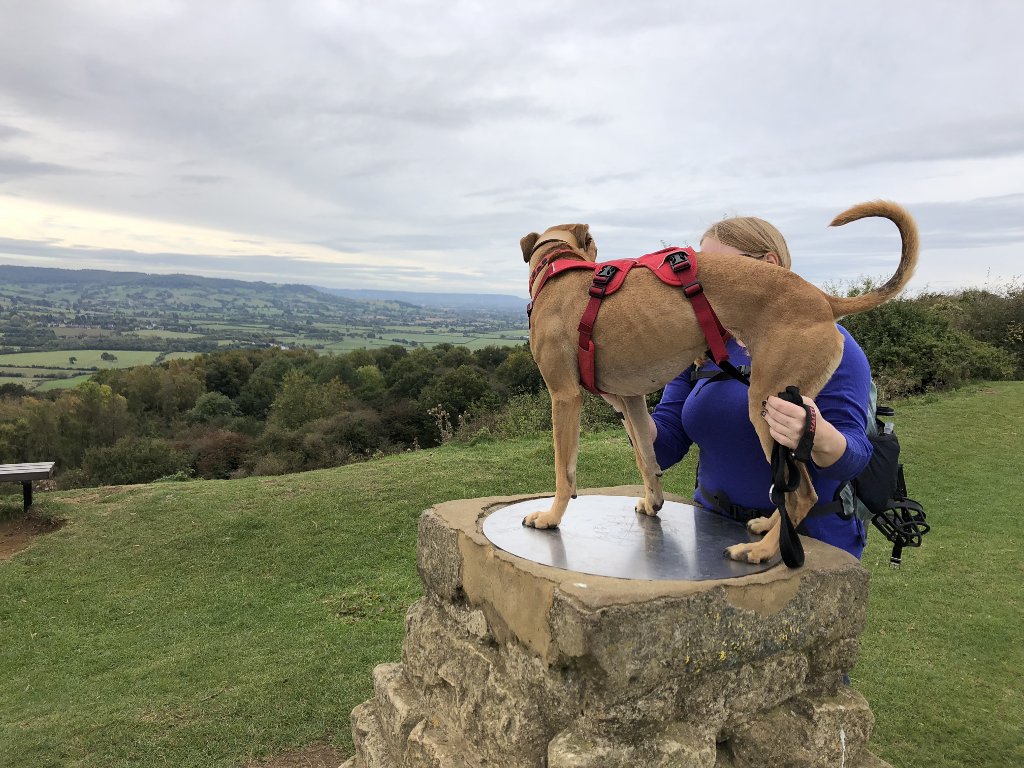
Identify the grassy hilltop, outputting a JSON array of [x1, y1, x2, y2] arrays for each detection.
[[1, 383, 1021, 768]]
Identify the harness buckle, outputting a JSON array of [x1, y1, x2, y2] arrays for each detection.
[[667, 251, 691, 272], [589, 264, 619, 298], [683, 281, 704, 298]]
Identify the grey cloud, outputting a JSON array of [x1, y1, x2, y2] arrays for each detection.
[[0, 1, 1022, 296], [0, 124, 28, 142], [0, 151, 80, 179], [176, 174, 226, 185]]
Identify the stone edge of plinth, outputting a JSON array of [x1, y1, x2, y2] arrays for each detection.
[[416, 486, 869, 668]]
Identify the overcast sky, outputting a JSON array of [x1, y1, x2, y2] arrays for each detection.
[[1, 1, 1022, 297]]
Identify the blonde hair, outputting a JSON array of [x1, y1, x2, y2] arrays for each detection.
[[701, 217, 792, 270]]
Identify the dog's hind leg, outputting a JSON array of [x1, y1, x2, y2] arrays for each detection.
[[524, 390, 583, 529], [619, 394, 664, 516], [724, 372, 824, 563]]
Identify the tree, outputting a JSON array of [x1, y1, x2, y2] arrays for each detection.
[[186, 392, 240, 425], [385, 353, 434, 400], [59, 381, 131, 463], [269, 371, 350, 430], [496, 346, 543, 394], [354, 364, 386, 402], [418, 364, 492, 419]]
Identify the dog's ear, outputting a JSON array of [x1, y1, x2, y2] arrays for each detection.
[[520, 232, 540, 262], [571, 223, 597, 259], [570, 224, 590, 249]]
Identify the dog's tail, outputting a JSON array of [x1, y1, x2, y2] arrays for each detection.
[[824, 200, 920, 319]]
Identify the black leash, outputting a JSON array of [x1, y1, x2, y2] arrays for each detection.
[[769, 386, 817, 568], [692, 354, 815, 569]]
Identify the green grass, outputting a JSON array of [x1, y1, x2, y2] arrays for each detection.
[[853, 382, 1023, 767], [34, 374, 95, 391], [0, 351, 164, 369], [0, 384, 1021, 767]]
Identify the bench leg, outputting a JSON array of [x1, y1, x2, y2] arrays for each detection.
[[22, 481, 32, 511]]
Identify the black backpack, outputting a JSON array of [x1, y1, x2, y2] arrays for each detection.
[[837, 382, 930, 567]]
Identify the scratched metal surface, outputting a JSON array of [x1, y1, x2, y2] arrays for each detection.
[[482, 495, 780, 581]]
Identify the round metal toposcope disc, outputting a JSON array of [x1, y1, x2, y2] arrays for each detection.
[[482, 495, 780, 581]]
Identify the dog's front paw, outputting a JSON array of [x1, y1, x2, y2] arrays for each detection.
[[522, 510, 560, 530], [724, 542, 773, 564], [635, 498, 662, 516]]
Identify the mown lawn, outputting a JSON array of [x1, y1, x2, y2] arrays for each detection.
[[0, 383, 1021, 767]]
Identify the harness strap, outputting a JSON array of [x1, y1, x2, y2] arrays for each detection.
[[715, 358, 751, 387], [663, 250, 731, 365], [576, 264, 621, 395], [527, 247, 592, 326], [691, 365, 751, 383]]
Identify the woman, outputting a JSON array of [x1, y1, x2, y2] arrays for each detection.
[[647, 216, 872, 558]]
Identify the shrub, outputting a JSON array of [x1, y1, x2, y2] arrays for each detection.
[[187, 428, 254, 479], [841, 298, 1016, 398], [465, 390, 547, 441], [82, 437, 191, 486]]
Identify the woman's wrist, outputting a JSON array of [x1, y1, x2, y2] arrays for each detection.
[[810, 414, 847, 468]]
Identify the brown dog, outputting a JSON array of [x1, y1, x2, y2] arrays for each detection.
[[520, 201, 919, 564]]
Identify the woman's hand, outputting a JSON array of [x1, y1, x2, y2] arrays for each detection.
[[763, 395, 847, 468]]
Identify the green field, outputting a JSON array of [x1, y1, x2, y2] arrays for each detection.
[[0, 350, 164, 369], [0, 351, 201, 391], [0, 382, 1020, 767], [34, 374, 96, 391]]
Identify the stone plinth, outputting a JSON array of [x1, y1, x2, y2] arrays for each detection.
[[342, 487, 892, 768]]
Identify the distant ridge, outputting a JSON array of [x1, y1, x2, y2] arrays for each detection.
[[0, 264, 529, 311], [320, 287, 528, 311], [0, 263, 327, 298]]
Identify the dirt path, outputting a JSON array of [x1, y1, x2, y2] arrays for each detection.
[[0, 513, 64, 560]]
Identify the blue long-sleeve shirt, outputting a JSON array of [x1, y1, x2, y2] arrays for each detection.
[[651, 326, 873, 558]]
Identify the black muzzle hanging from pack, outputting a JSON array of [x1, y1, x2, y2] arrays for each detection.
[[769, 386, 817, 568], [872, 465, 930, 568]]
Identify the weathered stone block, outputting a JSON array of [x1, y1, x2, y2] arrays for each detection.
[[345, 488, 893, 768], [351, 700, 395, 768], [728, 687, 874, 768], [374, 663, 425, 749], [548, 721, 717, 768]]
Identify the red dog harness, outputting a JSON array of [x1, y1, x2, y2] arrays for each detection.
[[528, 246, 732, 395]]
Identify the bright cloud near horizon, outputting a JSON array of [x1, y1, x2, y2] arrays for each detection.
[[1, 1, 1022, 297]]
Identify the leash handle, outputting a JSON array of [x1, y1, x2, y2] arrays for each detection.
[[771, 386, 817, 568]]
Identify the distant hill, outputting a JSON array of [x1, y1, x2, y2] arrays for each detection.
[[0, 264, 528, 312], [0, 264, 338, 300], [320, 288, 528, 311], [0, 263, 529, 361]]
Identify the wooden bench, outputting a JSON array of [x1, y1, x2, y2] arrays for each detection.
[[0, 462, 56, 511]]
